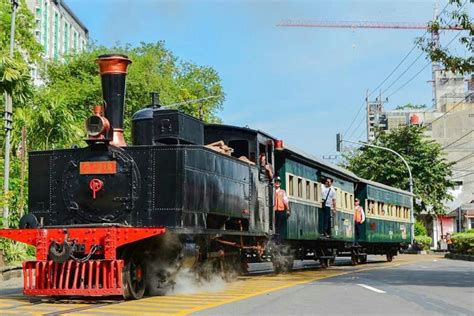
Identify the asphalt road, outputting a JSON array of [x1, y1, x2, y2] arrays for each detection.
[[193, 257, 474, 316], [0, 255, 472, 315]]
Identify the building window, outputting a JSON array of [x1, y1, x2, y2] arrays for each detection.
[[64, 22, 68, 54], [306, 181, 310, 200], [53, 11, 59, 59], [43, 0, 48, 54], [73, 31, 77, 51]]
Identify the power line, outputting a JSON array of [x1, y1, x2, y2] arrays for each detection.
[[423, 92, 473, 130], [370, 0, 452, 96], [442, 130, 474, 150], [386, 61, 431, 98], [382, 52, 425, 95], [452, 170, 474, 178], [339, 1, 457, 146], [341, 1, 453, 141], [342, 101, 365, 138], [346, 116, 366, 141], [381, 1, 468, 99], [453, 153, 474, 164], [368, 46, 419, 96], [386, 28, 465, 99]]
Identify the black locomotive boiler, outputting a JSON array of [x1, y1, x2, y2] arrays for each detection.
[[0, 54, 413, 300], [1, 54, 278, 299]]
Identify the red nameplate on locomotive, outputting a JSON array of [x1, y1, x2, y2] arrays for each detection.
[[79, 161, 117, 174]]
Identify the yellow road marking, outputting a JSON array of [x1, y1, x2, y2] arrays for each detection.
[[0, 255, 442, 316]]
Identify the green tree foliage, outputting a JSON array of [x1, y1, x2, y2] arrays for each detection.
[[414, 219, 428, 236], [1, 0, 42, 232], [395, 103, 427, 111], [417, 0, 473, 74], [39, 42, 225, 148], [0, 2, 225, 237], [343, 126, 455, 216], [0, 0, 41, 100]]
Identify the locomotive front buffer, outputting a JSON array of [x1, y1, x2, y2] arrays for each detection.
[[0, 226, 166, 298]]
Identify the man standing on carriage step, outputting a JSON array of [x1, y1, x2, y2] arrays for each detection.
[[321, 177, 336, 237], [354, 198, 365, 245], [273, 176, 290, 243]]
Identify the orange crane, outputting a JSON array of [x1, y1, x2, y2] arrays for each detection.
[[276, 20, 463, 30], [277, 19, 466, 108]]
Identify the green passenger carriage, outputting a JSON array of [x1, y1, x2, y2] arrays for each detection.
[[272, 145, 413, 266], [355, 179, 413, 261]]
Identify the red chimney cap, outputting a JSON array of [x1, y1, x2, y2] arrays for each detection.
[[97, 54, 131, 75]]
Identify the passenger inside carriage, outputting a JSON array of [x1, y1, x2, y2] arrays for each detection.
[[259, 152, 273, 181]]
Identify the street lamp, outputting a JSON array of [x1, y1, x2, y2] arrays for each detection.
[[337, 134, 415, 244]]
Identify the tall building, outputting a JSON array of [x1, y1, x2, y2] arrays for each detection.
[[380, 72, 474, 242], [25, 0, 88, 81], [366, 94, 387, 141], [433, 70, 466, 112]]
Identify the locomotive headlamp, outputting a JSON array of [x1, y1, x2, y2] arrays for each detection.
[[274, 139, 284, 151], [86, 105, 110, 140]]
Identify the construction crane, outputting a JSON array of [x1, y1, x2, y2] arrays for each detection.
[[277, 20, 464, 52], [277, 19, 466, 110], [277, 20, 463, 30]]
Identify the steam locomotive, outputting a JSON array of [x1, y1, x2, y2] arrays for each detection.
[[0, 54, 413, 299]]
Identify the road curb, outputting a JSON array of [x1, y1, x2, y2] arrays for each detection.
[[445, 253, 474, 261], [0, 266, 23, 282]]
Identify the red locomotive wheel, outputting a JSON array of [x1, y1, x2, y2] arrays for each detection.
[[123, 251, 147, 300]]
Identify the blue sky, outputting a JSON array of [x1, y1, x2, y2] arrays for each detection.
[[67, 0, 465, 157]]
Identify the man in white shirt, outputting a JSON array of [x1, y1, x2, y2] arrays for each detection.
[[321, 177, 336, 237]]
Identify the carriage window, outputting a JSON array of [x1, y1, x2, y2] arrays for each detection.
[[306, 181, 311, 200], [313, 183, 319, 202], [289, 175, 294, 196], [368, 200, 375, 215], [297, 178, 303, 198], [336, 189, 341, 208]]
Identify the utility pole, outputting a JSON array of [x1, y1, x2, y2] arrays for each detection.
[[336, 135, 415, 244], [3, 0, 19, 228], [366, 89, 370, 142]]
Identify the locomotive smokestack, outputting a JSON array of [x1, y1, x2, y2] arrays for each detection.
[[96, 54, 132, 146]]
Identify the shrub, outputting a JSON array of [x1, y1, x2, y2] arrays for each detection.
[[414, 220, 427, 236], [414, 235, 432, 250], [0, 239, 30, 265], [451, 233, 474, 254]]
